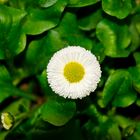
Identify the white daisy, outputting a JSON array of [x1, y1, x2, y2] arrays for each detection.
[[46, 46, 101, 99]]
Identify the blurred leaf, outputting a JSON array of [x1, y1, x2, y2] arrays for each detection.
[[129, 19, 140, 52], [37, 70, 53, 96], [24, 30, 64, 74], [0, 5, 26, 59], [128, 66, 140, 93], [123, 124, 136, 138], [9, 0, 58, 9], [23, 0, 67, 35], [133, 52, 140, 66], [55, 12, 93, 50], [101, 70, 137, 107], [0, 65, 12, 82], [127, 123, 140, 140], [28, 120, 84, 140], [91, 42, 105, 63], [0, 131, 8, 140], [0, 65, 35, 102], [68, 0, 99, 7], [0, 82, 35, 102], [41, 97, 76, 126], [133, 14, 140, 34], [102, 0, 132, 19], [96, 19, 131, 57], [0, 65, 12, 102], [78, 9, 102, 31], [5, 120, 84, 140], [115, 115, 134, 129], [8, 0, 37, 9], [136, 98, 140, 106], [1, 98, 30, 115], [84, 118, 121, 140]]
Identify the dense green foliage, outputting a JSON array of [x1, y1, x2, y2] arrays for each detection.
[[0, 0, 140, 139]]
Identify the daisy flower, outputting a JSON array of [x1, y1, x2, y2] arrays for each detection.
[[47, 46, 101, 99]]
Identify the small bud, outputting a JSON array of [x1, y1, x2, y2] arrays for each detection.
[[1, 112, 14, 130]]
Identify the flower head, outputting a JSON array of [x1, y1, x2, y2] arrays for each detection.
[[1, 112, 14, 130], [47, 46, 101, 99]]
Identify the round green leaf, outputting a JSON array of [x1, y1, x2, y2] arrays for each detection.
[[23, 0, 67, 35], [0, 5, 26, 59], [96, 19, 131, 57], [101, 70, 137, 107], [102, 0, 132, 19], [41, 97, 76, 126], [78, 9, 102, 31]]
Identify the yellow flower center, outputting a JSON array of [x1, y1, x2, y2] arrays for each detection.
[[64, 62, 85, 83]]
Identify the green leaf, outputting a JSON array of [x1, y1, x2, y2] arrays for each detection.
[[84, 118, 121, 140], [127, 123, 140, 140], [101, 70, 137, 107], [115, 115, 134, 129], [24, 30, 64, 74], [132, 14, 140, 35], [136, 98, 140, 106], [68, 0, 99, 7], [37, 69, 53, 96], [91, 42, 105, 63], [0, 65, 12, 82], [0, 131, 8, 140], [55, 12, 93, 50], [23, 0, 67, 35], [133, 52, 140, 66], [0, 98, 30, 115], [78, 9, 102, 31], [102, 0, 132, 19], [0, 82, 35, 102], [38, 0, 58, 8], [8, 0, 58, 9], [41, 97, 76, 126], [0, 5, 26, 59], [129, 19, 140, 52], [0, 65, 35, 102], [128, 66, 140, 93], [0, 65, 12, 102], [96, 19, 131, 57]]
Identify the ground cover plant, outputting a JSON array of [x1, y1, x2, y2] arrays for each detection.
[[0, 0, 140, 140]]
